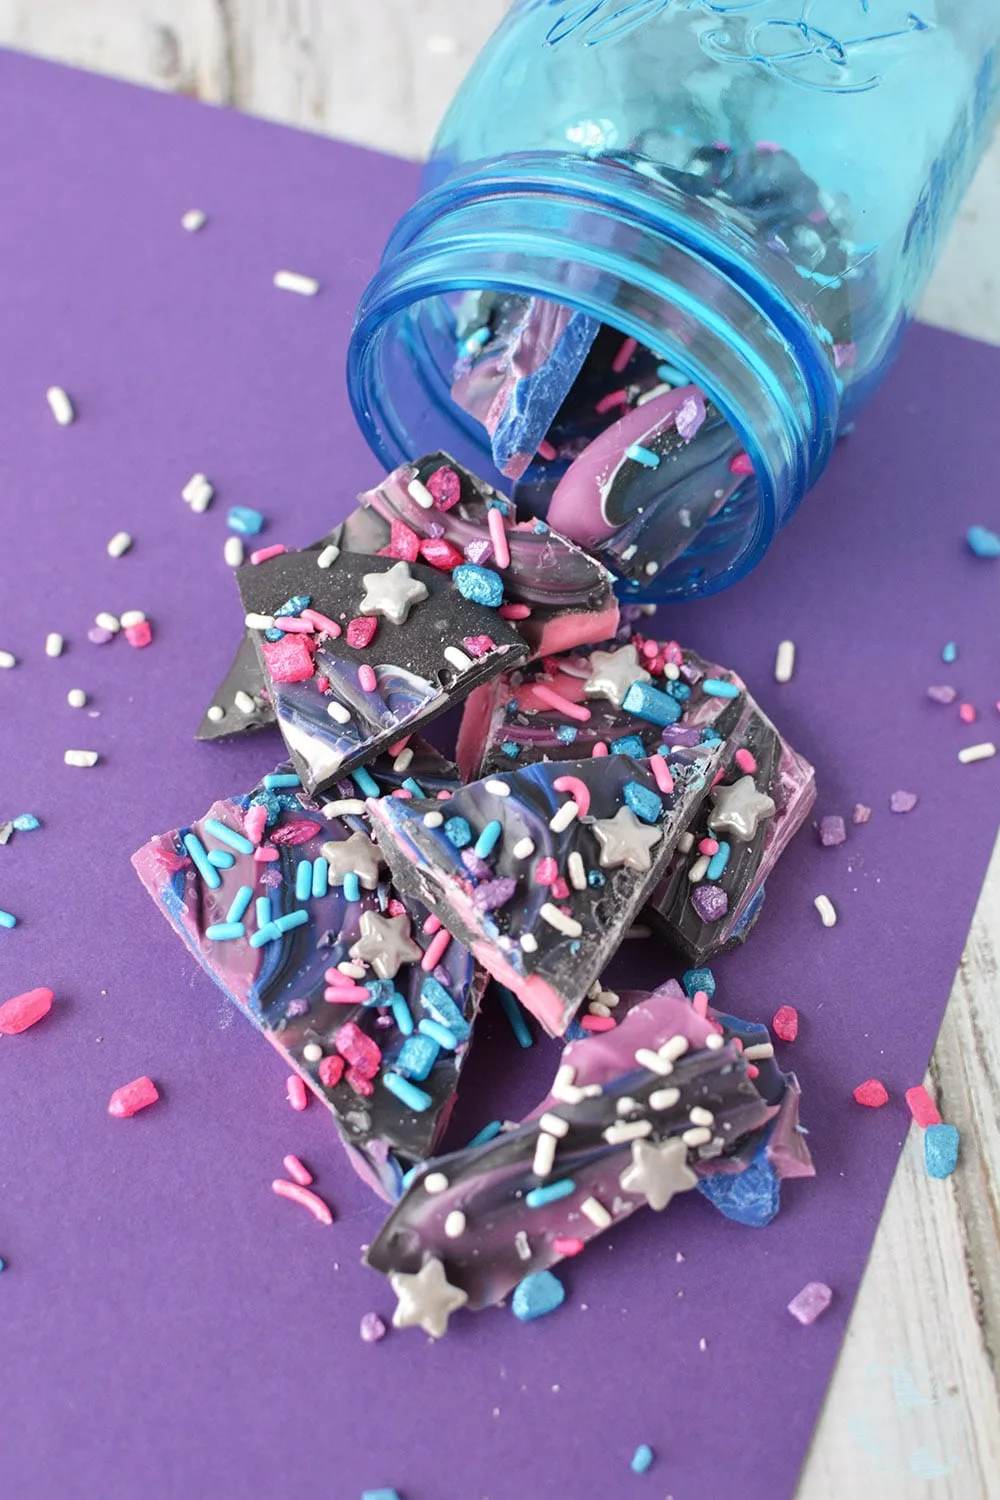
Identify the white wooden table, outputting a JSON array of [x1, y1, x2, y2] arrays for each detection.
[[5, 4, 999, 1494]]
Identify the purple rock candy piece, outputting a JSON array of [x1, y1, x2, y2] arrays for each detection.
[[473, 877, 518, 913], [818, 815, 846, 847], [852, 803, 872, 825], [890, 790, 919, 814], [926, 684, 957, 704], [787, 1281, 833, 1326], [461, 848, 494, 880], [675, 392, 706, 443], [360, 1312, 387, 1343], [691, 883, 728, 923], [464, 537, 493, 566]]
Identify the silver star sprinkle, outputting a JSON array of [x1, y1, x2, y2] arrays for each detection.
[[321, 831, 384, 890], [619, 1136, 698, 1211], [707, 774, 776, 842], [359, 561, 429, 626], [390, 1256, 469, 1339], [349, 910, 422, 980], [583, 644, 651, 708], [592, 806, 662, 872]]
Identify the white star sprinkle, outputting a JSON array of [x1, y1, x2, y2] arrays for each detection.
[[359, 561, 429, 626]]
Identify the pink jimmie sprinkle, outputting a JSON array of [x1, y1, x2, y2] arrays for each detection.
[[535, 857, 559, 886], [533, 684, 591, 723], [581, 1014, 616, 1033], [905, 1084, 941, 1127], [244, 803, 268, 845], [537, 439, 557, 461], [301, 608, 341, 638], [499, 602, 531, 620], [959, 702, 977, 724], [271, 1178, 333, 1225], [592, 741, 609, 757], [250, 544, 287, 565], [648, 755, 674, 795], [358, 664, 378, 693], [552, 1236, 586, 1257], [421, 927, 452, 973], [0, 986, 54, 1034], [286, 1074, 308, 1111], [108, 1076, 160, 1118], [890, 790, 918, 814], [487, 506, 511, 569], [282, 1154, 313, 1186], [274, 616, 314, 634], [729, 452, 754, 476], [422, 914, 443, 935], [734, 748, 757, 774], [347, 616, 378, 650], [595, 388, 629, 415], [698, 838, 719, 857], [691, 990, 709, 1017], [388, 736, 411, 757], [390, 789, 412, 799], [325, 985, 367, 1004], [553, 774, 591, 817], [611, 335, 638, 374], [463, 635, 496, 658], [125, 620, 153, 648]]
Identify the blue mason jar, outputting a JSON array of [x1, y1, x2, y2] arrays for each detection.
[[348, 0, 1000, 598]]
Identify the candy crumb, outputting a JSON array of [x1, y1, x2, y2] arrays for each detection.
[[853, 1079, 889, 1109], [852, 803, 872, 824], [818, 814, 846, 847], [772, 1005, 799, 1042], [108, 1076, 160, 1117], [925, 1123, 960, 1179], [631, 1444, 655, 1475], [787, 1281, 833, 1325], [905, 1085, 941, 1128], [0, 986, 54, 1034]]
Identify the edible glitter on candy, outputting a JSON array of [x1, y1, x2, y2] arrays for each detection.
[[631, 1445, 655, 1475], [905, 1084, 941, 1127], [967, 524, 1000, 558], [512, 1269, 566, 1321], [453, 563, 504, 608], [419, 536, 464, 571], [853, 1079, 889, 1108], [787, 1281, 833, 1326], [925, 1122, 960, 1178], [889, 790, 918, 814], [818, 814, 846, 846]]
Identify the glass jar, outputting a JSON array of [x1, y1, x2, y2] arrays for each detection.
[[348, 0, 1000, 598]]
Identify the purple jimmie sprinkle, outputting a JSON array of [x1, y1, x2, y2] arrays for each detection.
[[473, 877, 517, 913], [691, 883, 728, 922]]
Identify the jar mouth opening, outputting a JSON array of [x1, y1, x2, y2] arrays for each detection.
[[349, 154, 839, 601]]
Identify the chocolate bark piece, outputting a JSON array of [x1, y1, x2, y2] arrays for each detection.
[[366, 984, 809, 1319], [366, 749, 723, 1038], [237, 549, 527, 796], [131, 746, 485, 1202]]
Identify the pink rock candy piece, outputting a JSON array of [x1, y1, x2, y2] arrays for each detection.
[[108, 1076, 160, 1117], [386, 519, 420, 562], [853, 1079, 889, 1108], [426, 464, 461, 510], [787, 1281, 833, 1326], [270, 819, 323, 846], [125, 620, 152, 648], [346, 615, 378, 650], [244, 803, 268, 844], [262, 634, 316, 684], [772, 1004, 799, 1042], [889, 790, 918, 814], [419, 537, 464, 571], [0, 985, 54, 1034], [905, 1085, 942, 1128], [463, 635, 495, 659]]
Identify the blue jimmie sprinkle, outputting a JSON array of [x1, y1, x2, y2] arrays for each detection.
[[683, 967, 716, 1000], [525, 1179, 576, 1209], [555, 725, 578, 744], [707, 841, 731, 880], [204, 817, 255, 856], [361, 1489, 402, 1500], [656, 362, 690, 385], [701, 677, 740, 699], [255, 896, 272, 930], [249, 922, 281, 948], [226, 504, 264, 536], [183, 832, 221, 890], [444, 816, 472, 848], [474, 819, 503, 859], [611, 734, 646, 758], [501, 739, 521, 758], [295, 859, 313, 901], [967, 524, 1000, 558], [622, 680, 682, 726], [401, 777, 425, 798], [343, 871, 361, 903], [942, 641, 957, 663], [623, 781, 662, 824], [226, 885, 254, 924], [626, 443, 661, 469], [631, 1444, 655, 1475], [925, 1123, 960, 1179], [453, 563, 504, 608], [205, 921, 246, 942], [391, 994, 415, 1035], [496, 985, 533, 1049], [512, 1270, 565, 1322], [382, 1072, 432, 1112], [396, 1034, 440, 1080], [0, 909, 18, 929], [275, 910, 308, 934], [352, 767, 381, 799], [466, 1120, 503, 1148], [207, 848, 235, 869], [12, 813, 40, 831], [311, 858, 328, 900], [463, 325, 490, 355], [418, 1017, 459, 1050], [263, 773, 301, 790]]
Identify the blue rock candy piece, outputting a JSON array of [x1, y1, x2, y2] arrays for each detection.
[[420, 976, 471, 1042], [697, 1143, 780, 1226], [925, 1122, 960, 1179], [453, 563, 504, 608], [683, 967, 716, 999], [501, 740, 521, 758], [12, 813, 40, 831], [512, 1269, 566, 1322], [227, 504, 264, 536], [967, 525, 1000, 558], [587, 869, 606, 887], [623, 781, 663, 824], [622, 680, 682, 727], [631, 1444, 655, 1474], [362, 979, 399, 1008], [666, 679, 691, 702], [610, 734, 646, 758], [555, 724, 578, 744], [395, 1034, 441, 1081], [444, 816, 472, 848]]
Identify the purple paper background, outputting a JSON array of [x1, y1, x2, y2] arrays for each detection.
[[0, 51, 998, 1500]]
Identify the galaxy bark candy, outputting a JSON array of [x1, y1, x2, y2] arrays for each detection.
[[131, 745, 485, 1202], [457, 634, 815, 962], [237, 549, 528, 796], [200, 455, 615, 742], [366, 983, 813, 1325], [366, 749, 725, 1039]]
